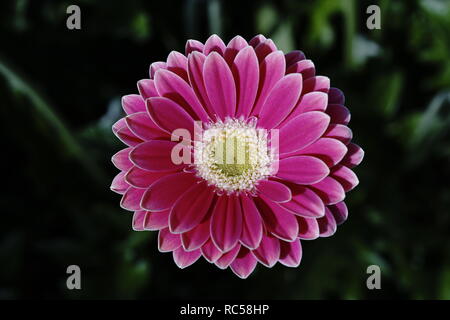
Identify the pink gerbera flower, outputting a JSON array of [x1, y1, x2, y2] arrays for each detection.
[[111, 34, 364, 278]]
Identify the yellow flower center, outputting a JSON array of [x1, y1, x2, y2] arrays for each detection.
[[194, 119, 273, 193]]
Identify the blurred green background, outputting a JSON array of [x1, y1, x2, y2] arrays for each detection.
[[1, 0, 450, 299]]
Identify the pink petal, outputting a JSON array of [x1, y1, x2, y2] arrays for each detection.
[[187, 52, 214, 117], [203, 34, 226, 56], [318, 207, 337, 237], [144, 210, 169, 230], [173, 247, 202, 269], [224, 35, 248, 65], [309, 176, 345, 205], [149, 61, 167, 79], [132, 210, 147, 231], [239, 195, 263, 250], [278, 111, 330, 154], [297, 216, 320, 240], [328, 88, 345, 105], [185, 39, 204, 55], [154, 69, 209, 122], [276, 156, 329, 185], [120, 187, 146, 211], [326, 104, 351, 125], [181, 218, 210, 251], [294, 138, 347, 167], [112, 118, 126, 134], [254, 39, 277, 62], [147, 97, 196, 136], [141, 172, 198, 211], [201, 239, 222, 263], [279, 92, 329, 126], [232, 46, 259, 118], [215, 244, 241, 269], [285, 50, 306, 68], [158, 228, 182, 252], [251, 51, 286, 116], [122, 94, 146, 114], [255, 197, 299, 242], [125, 166, 167, 188], [293, 91, 328, 115], [279, 239, 302, 267], [111, 171, 129, 194], [125, 112, 168, 141], [324, 124, 353, 145], [166, 51, 188, 81], [303, 76, 330, 94], [211, 196, 243, 253], [258, 74, 303, 129], [257, 180, 292, 203], [328, 201, 348, 225], [111, 148, 133, 171], [286, 59, 315, 79], [249, 34, 267, 48], [279, 185, 325, 218], [130, 140, 185, 172], [230, 247, 258, 279], [331, 165, 359, 192], [169, 183, 215, 233], [137, 79, 158, 100], [204, 52, 237, 119], [115, 126, 143, 147], [340, 143, 364, 168], [251, 234, 280, 268]]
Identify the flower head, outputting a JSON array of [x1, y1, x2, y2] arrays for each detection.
[[111, 34, 364, 278]]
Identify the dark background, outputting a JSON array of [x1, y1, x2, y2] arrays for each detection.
[[1, 0, 449, 299]]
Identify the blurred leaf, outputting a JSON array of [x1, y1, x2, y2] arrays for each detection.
[[208, 0, 222, 36], [271, 21, 294, 53], [0, 59, 106, 183], [352, 35, 381, 67], [130, 12, 151, 42], [410, 91, 450, 146], [256, 4, 278, 34], [372, 71, 404, 118], [307, 0, 341, 49], [439, 267, 450, 299], [341, 0, 356, 68]]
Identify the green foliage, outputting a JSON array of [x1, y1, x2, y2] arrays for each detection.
[[0, 0, 449, 299]]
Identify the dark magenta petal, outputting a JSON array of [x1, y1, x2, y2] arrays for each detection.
[[130, 140, 185, 172], [203, 34, 226, 56], [341, 143, 364, 168], [230, 247, 258, 279], [318, 207, 337, 237], [120, 187, 146, 211], [239, 195, 263, 250], [204, 52, 237, 119], [185, 39, 204, 55], [279, 239, 302, 267], [169, 184, 215, 233], [280, 185, 325, 218], [328, 202, 348, 225], [232, 46, 259, 118], [251, 234, 280, 268], [211, 196, 243, 253], [257, 180, 292, 203], [215, 244, 241, 269], [278, 111, 330, 154], [144, 210, 169, 231], [132, 211, 147, 231], [141, 172, 198, 211], [173, 247, 202, 268], [158, 228, 181, 252], [276, 156, 329, 185]]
